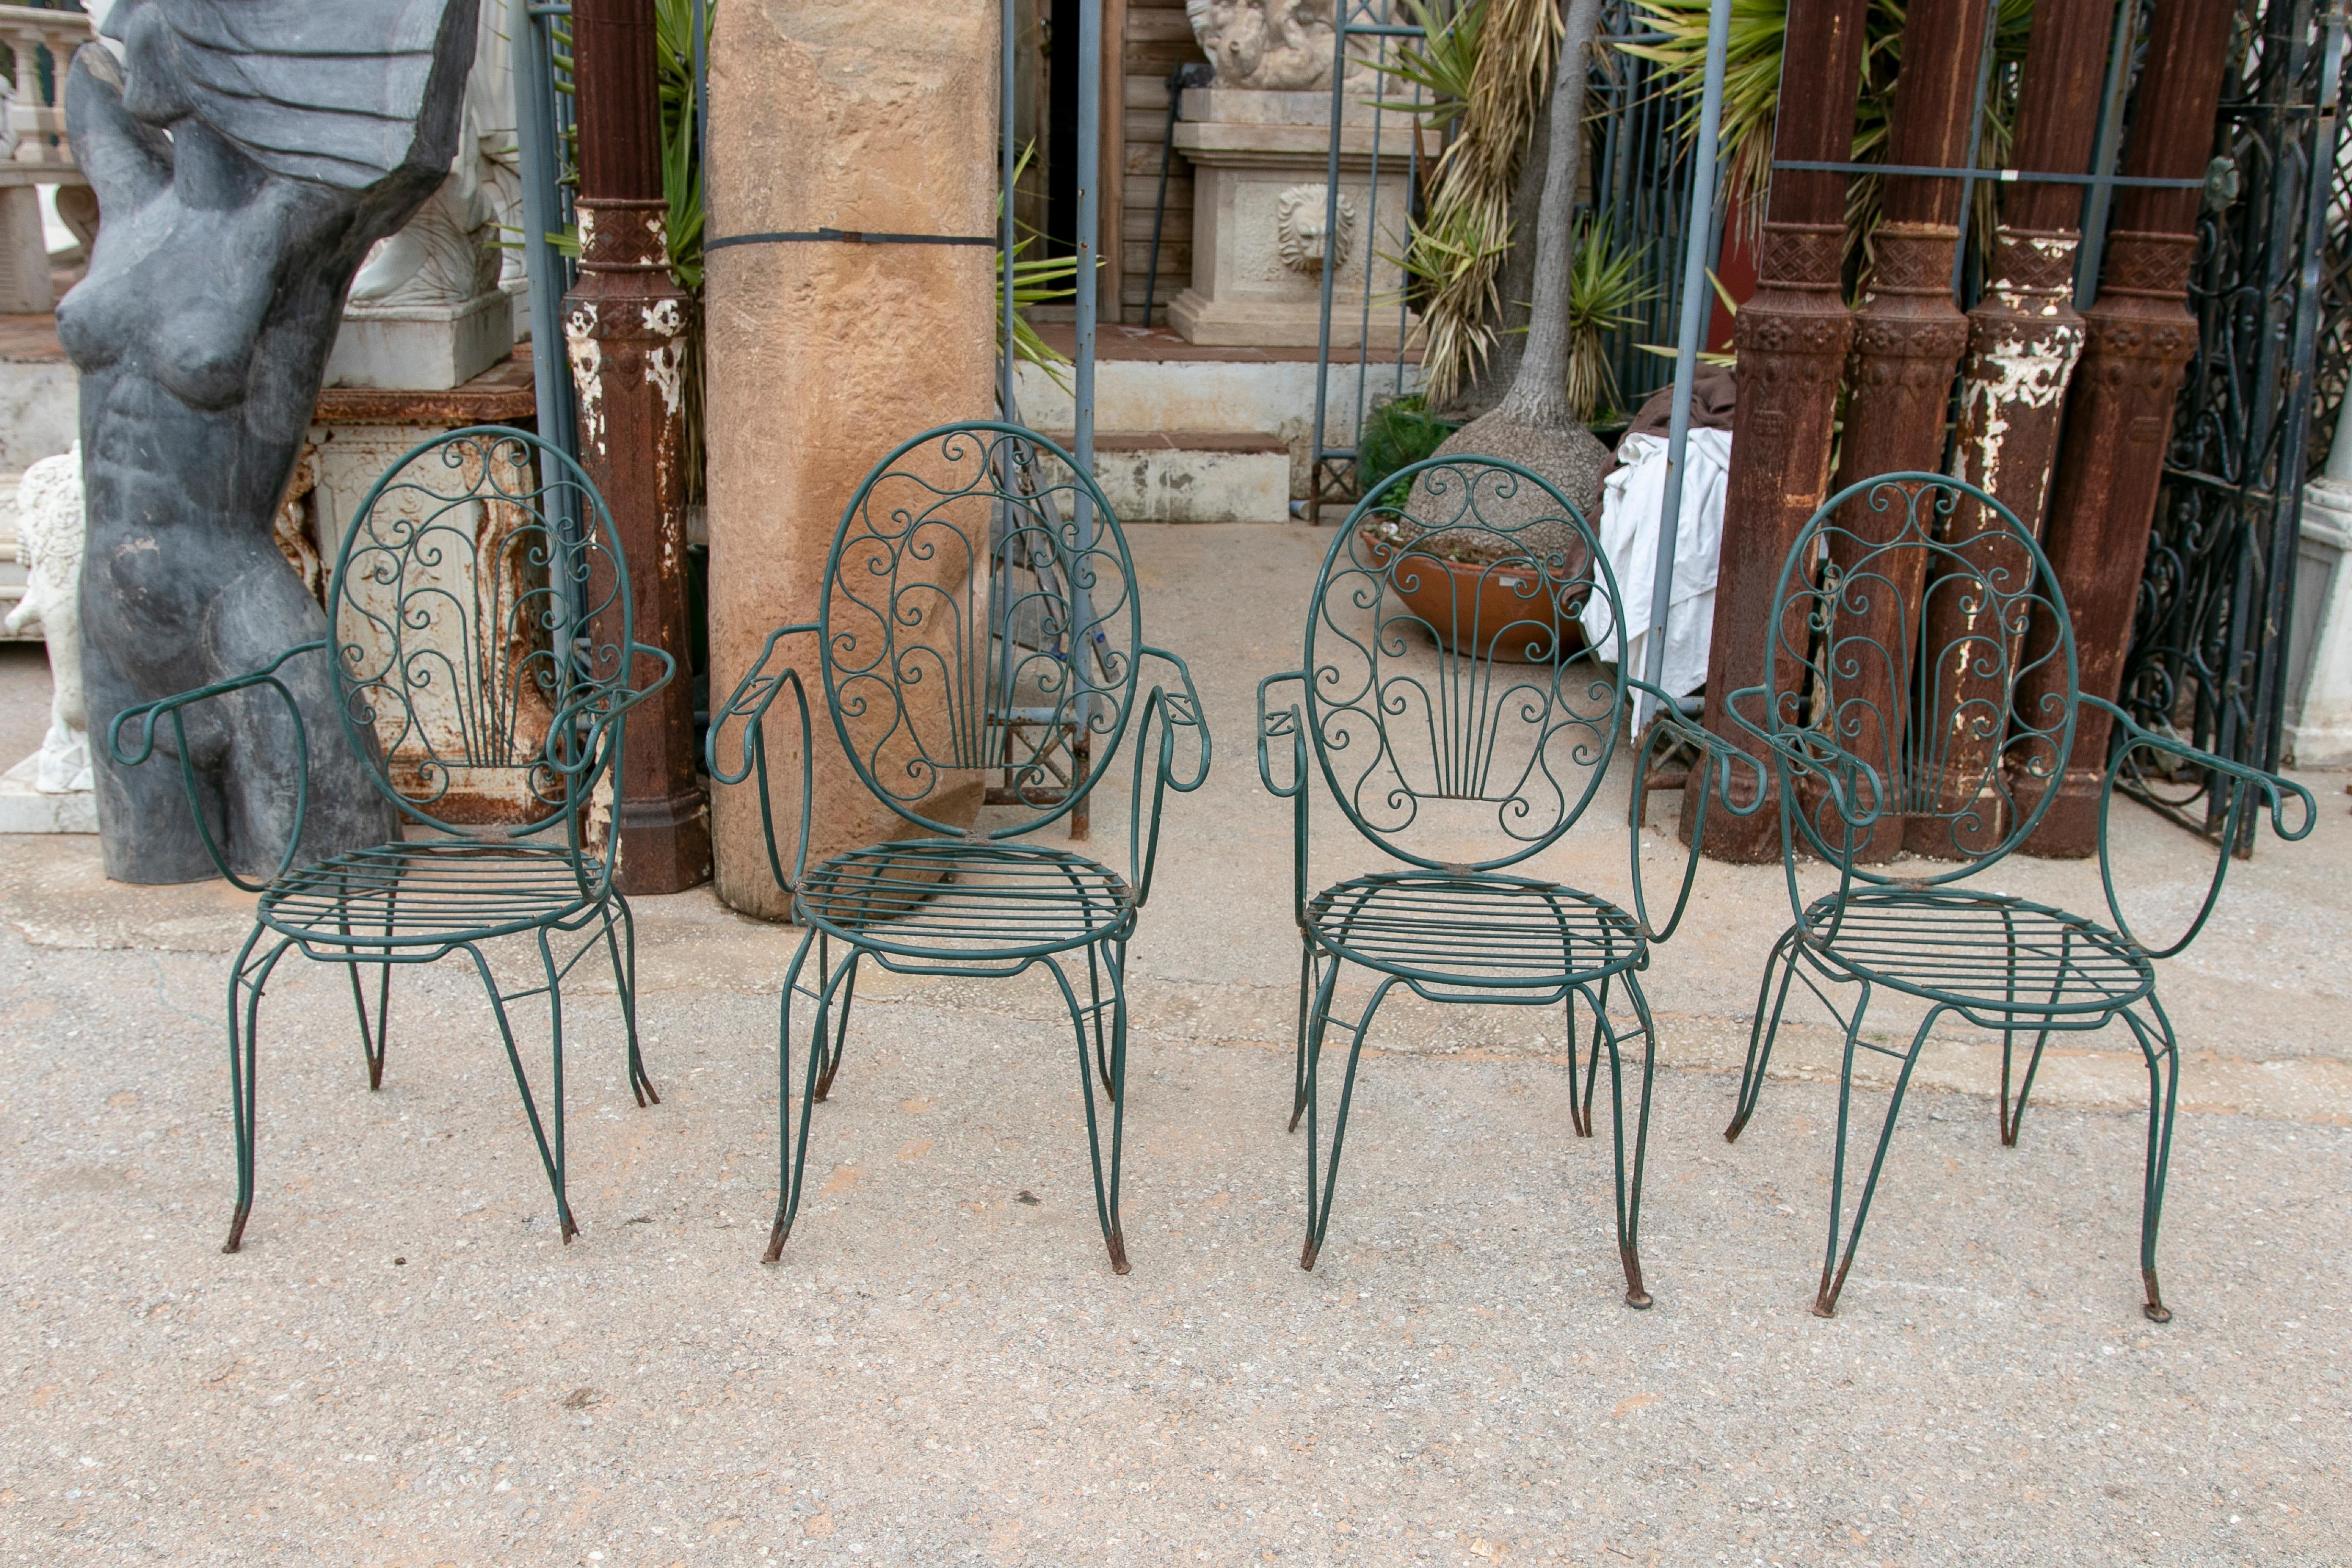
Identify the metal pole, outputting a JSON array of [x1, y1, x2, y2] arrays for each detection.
[[1001, 0, 1018, 417], [1639, 0, 1729, 724], [1073, 0, 1103, 715], [1307, 4, 1350, 522], [2073, 0, 2139, 312], [514, 0, 579, 463]]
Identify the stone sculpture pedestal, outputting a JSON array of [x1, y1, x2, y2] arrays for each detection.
[[324, 289, 515, 391], [1169, 87, 1415, 350]]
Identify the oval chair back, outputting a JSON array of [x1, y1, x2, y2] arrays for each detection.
[[1304, 455, 1626, 870], [821, 422, 1143, 837], [1758, 471, 2078, 880], [327, 426, 637, 867]]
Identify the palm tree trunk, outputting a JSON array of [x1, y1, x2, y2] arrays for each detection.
[[1493, 0, 1605, 429]]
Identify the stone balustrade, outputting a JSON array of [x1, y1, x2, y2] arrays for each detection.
[[1, 4, 94, 186]]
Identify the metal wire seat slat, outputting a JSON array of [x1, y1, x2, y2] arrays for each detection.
[[105, 429, 671, 1256], [706, 423, 1212, 1278], [1718, 474, 2315, 1325]]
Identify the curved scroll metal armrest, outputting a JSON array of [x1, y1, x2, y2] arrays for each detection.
[[1257, 670, 1311, 927], [1624, 679, 1766, 942], [1721, 683, 1893, 831], [1129, 645, 1214, 909], [2082, 694, 2318, 960], [104, 640, 325, 895], [702, 623, 820, 894]]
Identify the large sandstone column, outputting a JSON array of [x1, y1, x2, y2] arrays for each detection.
[[704, 0, 1000, 919]]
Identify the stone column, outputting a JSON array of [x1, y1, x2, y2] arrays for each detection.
[[1685, 0, 1873, 861], [2287, 393, 2352, 767], [703, 0, 999, 920], [2019, 0, 2234, 856], [1818, 0, 1987, 862], [563, 0, 710, 893], [1916, 0, 2111, 854]]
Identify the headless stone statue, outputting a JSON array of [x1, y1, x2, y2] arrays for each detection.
[[60, 0, 479, 882]]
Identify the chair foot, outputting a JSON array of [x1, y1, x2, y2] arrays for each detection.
[[367, 1060, 384, 1092], [2142, 1267, 2170, 1323], [1286, 1104, 1304, 1134], [560, 1216, 579, 1244], [1724, 1112, 1750, 1143], [1299, 1237, 1319, 1272], [1813, 1260, 1849, 1318], [1620, 1243, 1651, 1309], [763, 1216, 791, 1264], [1105, 1229, 1131, 1276], [223, 1206, 249, 1255]]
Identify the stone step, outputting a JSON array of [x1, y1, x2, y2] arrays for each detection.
[[1039, 430, 1290, 525]]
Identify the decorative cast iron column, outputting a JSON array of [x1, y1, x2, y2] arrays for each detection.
[[1818, 0, 1988, 861], [1918, 0, 2112, 854], [564, 0, 711, 892], [2019, 0, 2236, 857], [1684, 0, 1873, 862]]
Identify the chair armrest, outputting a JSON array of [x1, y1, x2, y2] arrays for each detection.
[[703, 624, 820, 894], [2082, 694, 2318, 959], [1129, 645, 1213, 909], [105, 640, 326, 894], [1257, 671, 1312, 927], [1721, 682, 1893, 832], [1624, 678, 1766, 942]]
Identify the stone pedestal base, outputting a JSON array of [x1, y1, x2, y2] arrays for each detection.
[[0, 186, 51, 315], [2288, 479, 2352, 767], [325, 289, 516, 392], [1170, 88, 1415, 350], [0, 755, 94, 833]]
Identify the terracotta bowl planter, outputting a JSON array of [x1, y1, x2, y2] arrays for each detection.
[[1363, 532, 1588, 664]]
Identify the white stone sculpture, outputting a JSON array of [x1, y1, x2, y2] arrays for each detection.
[[1275, 184, 1354, 274], [327, 3, 523, 388], [2, 447, 94, 817], [1186, 0, 1343, 91]]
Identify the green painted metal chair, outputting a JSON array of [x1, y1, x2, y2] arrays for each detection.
[[706, 422, 1210, 1274], [1255, 455, 1754, 1305], [1719, 472, 2315, 1321], [108, 428, 674, 1252]]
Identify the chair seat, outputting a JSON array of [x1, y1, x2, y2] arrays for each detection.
[[798, 839, 1133, 959], [1802, 887, 2152, 1013], [259, 842, 605, 948], [1306, 870, 1643, 987]]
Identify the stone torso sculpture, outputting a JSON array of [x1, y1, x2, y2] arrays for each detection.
[[59, 0, 478, 882]]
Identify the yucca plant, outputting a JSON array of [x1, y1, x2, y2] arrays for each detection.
[[1564, 213, 1653, 421], [999, 143, 1078, 386], [1367, 0, 1487, 134]]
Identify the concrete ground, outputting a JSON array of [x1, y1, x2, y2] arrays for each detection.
[[4, 522, 2348, 1566]]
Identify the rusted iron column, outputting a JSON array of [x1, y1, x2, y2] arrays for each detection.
[[1915, 0, 2113, 855], [1818, 0, 1987, 861], [2019, 0, 2233, 857], [1684, 0, 1873, 862], [564, 0, 711, 892]]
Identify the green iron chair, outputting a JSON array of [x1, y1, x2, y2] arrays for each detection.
[[706, 422, 1210, 1274], [1719, 472, 2315, 1321], [1256, 455, 1754, 1305], [109, 428, 673, 1252]]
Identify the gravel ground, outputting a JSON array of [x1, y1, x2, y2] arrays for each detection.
[[4, 522, 2348, 1565]]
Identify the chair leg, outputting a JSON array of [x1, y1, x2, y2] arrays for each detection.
[[337, 887, 395, 1090], [465, 940, 576, 1243], [1597, 977, 1660, 1308], [603, 896, 658, 1107], [1726, 925, 1804, 1142], [811, 932, 860, 1103], [222, 928, 296, 1254], [1054, 948, 1132, 1274], [1815, 993, 1938, 1318], [1996, 914, 2063, 1147], [1289, 939, 1320, 1133], [1574, 976, 1610, 1140], [1084, 940, 1113, 1094], [2120, 995, 2182, 1324], [764, 931, 843, 1263], [1300, 971, 1399, 1272]]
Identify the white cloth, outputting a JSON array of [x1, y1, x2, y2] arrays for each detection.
[[1579, 427, 1731, 701]]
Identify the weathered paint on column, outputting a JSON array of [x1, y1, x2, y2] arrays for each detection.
[[1818, 0, 1987, 862], [1915, 0, 2111, 855], [2019, 0, 2235, 857], [1684, 0, 1873, 862], [564, 0, 711, 893]]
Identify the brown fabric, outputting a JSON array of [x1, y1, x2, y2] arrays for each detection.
[[1624, 365, 1738, 440]]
